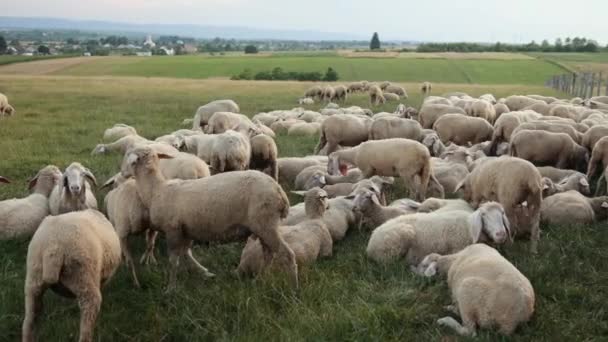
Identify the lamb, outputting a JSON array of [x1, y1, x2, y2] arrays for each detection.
[[314, 114, 371, 155], [353, 189, 412, 229], [22, 210, 121, 342], [368, 117, 423, 141], [456, 156, 542, 253], [510, 130, 588, 172], [382, 92, 400, 102], [433, 114, 493, 146], [582, 125, 608, 150], [327, 138, 435, 201], [0, 165, 62, 240], [384, 85, 407, 98], [414, 244, 535, 337], [418, 104, 466, 129], [366, 201, 510, 264], [541, 173, 591, 197], [237, 187, 332, 276], [541, 190, 608, 224], [192, 99, 240, 130], [421, 82, 432, 96], [49, 162, 98, 215], [103, 123, 137, 141], [208, 130, 251, 174], [121, 146, 297, 289], [417, 198, 473, 213], [333, 85, 348, 103], [249, 133, 278, 180]]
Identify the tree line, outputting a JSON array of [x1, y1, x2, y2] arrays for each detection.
[[416, 37, 603, 53]]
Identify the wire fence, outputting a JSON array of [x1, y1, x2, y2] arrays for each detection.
[[545, 72, 606, 98]]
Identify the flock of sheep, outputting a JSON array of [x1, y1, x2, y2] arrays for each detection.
[[2, 84, 608, 341]]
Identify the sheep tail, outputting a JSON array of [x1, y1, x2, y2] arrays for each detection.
[[277, 186, 290, 219], [314, 129, 327, 154], [41, 246, 63, 285], [269, 160, 278, 181]]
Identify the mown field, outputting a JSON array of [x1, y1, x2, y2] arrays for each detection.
[[52, 55, 566, 84], [1, 74, 607, 341]]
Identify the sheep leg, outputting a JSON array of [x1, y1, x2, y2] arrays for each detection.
[[75, 286, 102, 342], [256, 224, 298, 289], [437, 317, 476, 337], [22, 285, 44, 342], [444, 305, 459, 316], [165, 232, 185, 292], [184, 246, 216, 278], [120, 236, 141, 288], [529, 213, 540, 254], [140, 230, 158, 265]]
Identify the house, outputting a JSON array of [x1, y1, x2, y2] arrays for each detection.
[[143, 35, 156, 48], [136, 51, 152, 57]]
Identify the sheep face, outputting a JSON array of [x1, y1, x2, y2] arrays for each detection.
[[122, 147, 173, 178], [413, 253, 442, 277], [422, 134, 443, 157], [63, 163, 97, 197], [305, 172, 326, 190], [472, 202, 510, 244], [353, 190, 378, 213], [327, 155, 347, 176], [28, 165, 63, 195], [541, 178, 556, 198]]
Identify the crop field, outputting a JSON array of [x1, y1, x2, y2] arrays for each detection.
[[1, 70, 607, 341], [26, 55, 567, 85]]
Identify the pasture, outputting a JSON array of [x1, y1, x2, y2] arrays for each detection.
[[1, 71, 607, 341]]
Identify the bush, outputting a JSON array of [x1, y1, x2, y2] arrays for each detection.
[[232, 67, 332, 82], [244, 45, 258, 54], [323, 67, 339, 82]]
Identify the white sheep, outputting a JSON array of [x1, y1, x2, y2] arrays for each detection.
[[314, 114, 371, 155], [353, 189, 412, 229], [192, 99, 240, 130], [366, 201, 510, 264], [209, 130, 251, 174], [249, 133, 278, 180], [414, 244, 535, 337], [22, 210, 121, 342], [0, 165, 62, 240], [541, 190, 608, 224], [103, 123, 137, 141], [49, 162, 98, 215]]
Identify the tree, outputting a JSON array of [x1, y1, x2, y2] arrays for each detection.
[[555, 38, 563, 52], [0, 36, 6, 54], [244, 45, 258, 54], [370, 32, 381, 50], [323, 67, 339, 82], [541, 39, 551, 52], [37, 45, 50, 55]]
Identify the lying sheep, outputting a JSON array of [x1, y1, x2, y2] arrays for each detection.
[[383, 92, 400, 102], [91, 134, 150, 155], [414, 244, 535, 337], [192, 99, 240, 130], [353, 190, 412, 229], [314, 114, 371, 155], [122, 147, 298, 289], [23, 210, 121, 342], [510, 130, 588, 172], [298, 97, 315, 105], [456, 157, 542, 253], [103, 123, 137, 142], [541, 173, 590, 197], [541, 190, 608, 224], [249, 134, 278, 180], [287, 122, 321, 136], [419, 104, 466, 129], [417, 198, 473, 213], [431, 158, 470, 195], [328, 138, 435, 201], [49, 162, 98, 215], [384, 85, 407, 98], [433, 114, 493, 146], [369, 117, 423, 141], [277, 156, 327, 185], [237, 187, 332, 276], [0, 166, 62, 240], [295, 165, 327, 190], [366, 202, 510, 264]]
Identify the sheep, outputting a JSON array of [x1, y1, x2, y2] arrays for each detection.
[[327, 138, 435, 201], [421, 132, 449, 157], [369, 85, 386, 106], [122, 146, 298, 289], [192, 99, 240, 130], [206, 111, 256, 135], [510, 130, 588, 172], [297, 110, 323, 123], [298, 97, 315, 105], [323, 86, 336, 102], [587, 136, 608, 184], [537, 166, 584, 183], [159, 151, 211, 180], [456, 156, 542, 253], [541, 173, 590, 197], [237, 187, 332, 276], [431, 159, 470, 195], [353, 189, 412, 229], [333, 85, 348, 103], [0, 165, 62, 240], [366, 201, 510, 264], [414, 244, 535, 337], [379, 81, 391, 90], [322, 175, 391, 199], [347, 82, 365, 93], [287, 122, 321, 136], [421, 82, 432, 96], [49, 162, 98, 215], [368, 117, 423, 141], [511, 121, 583, 144], [425, 96, 453, 106], [0, 92, 15, 116], [433, 114, 493, 146], [479, 94, 497, 104], [384, 85, 407, 98], [314, 114, 371, 155], [249, 133, 278, 180], [304, 85, 323, 99], [582, 125, 608, 150], [494, 103, 510, 119], [382, 92, 400, 102], [251, 119, 276, 138], [22, 210, 121, 342], [277, 156, 327, 184], [541, 190, 608, 224], [488, 110, 543, 155], [205, 130, 251, 174], [548, 104, 581, 121], [467, 99, 496, 123], [504, 95, 543, 111], [269, 119, 301, 134], [103, 123, 137, 141], [417, 198, 473, 213], [418, 104, 466, 129], [294, 165, 327, 190], [91, 134, 151, 155]]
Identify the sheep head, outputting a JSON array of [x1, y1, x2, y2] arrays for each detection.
[[28, 165, 62, 197], [62, 162, 97, 198], [122, 147, 173, 178], [413, 253, 442, 277], [471, 202, 510, 244]]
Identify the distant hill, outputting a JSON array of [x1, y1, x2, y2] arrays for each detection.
[[0, 16, 368, 41]]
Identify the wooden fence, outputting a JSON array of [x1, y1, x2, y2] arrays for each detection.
[[545, 72, 607, 98]]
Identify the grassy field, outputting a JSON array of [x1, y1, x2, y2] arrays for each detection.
[[0, 55, 75, 66], [1, 74, 607, 341], [49, 55, 566, 85]]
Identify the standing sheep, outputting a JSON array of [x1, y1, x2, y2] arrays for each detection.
[[333, 85, 348, 103], [385, 85, 408, 98], [587, 136, 608, 191], [314, 114, 371, 155], [414, 244, 535, 337], [304, 85, 323, 99], [369, 85, 386, 106], [49, 162, 98, 215], [192, 99, 240, 130], [121, 146, 298, 289], [323, 86, 336, 103], [421, 82, 432, 96], [22, 210, 121, 342], [510, 130, 588, 172], [382, 92, 400, 102], [418, 104, 466, 129], [369, 117, 423, 141], [209, 130, 251, 174], [249, 133, 278, 180], [582, 125, 608, 150], [433, 114, 494, 146]]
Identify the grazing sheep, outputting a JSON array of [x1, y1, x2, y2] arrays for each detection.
[[122, 147, 298, 289], [333, 85, 348, 103], [419, 104, 466, 129], [237, 188, 332, 276], [49, 162, 98, 215], [269, 119, 300, 135], [314, 114, 371, 155], [431, 158, 470, 195], [347, 82, 365, 93], [353, 189, 412, 229], [304, 85, 323, 99], [504, 95, 543, 111], [192, 99, 240, 130], [494, 103, 510, 119], [541, 190, 608, 224], [209, 130, 251, 174], [414, 244, 535, 337], [249, 134, 278, 180], [587, 136, 608, 184], [327, 138, 435, 201], [323, 86, 336, 102], [456, 157, 542, 253], [206, 112, 256, 135], [287, 122, 321, 136], [0, 166, 62, 240], [382, 92, 400, 102], [548, 104, 581, 121], [537, 166, 584, 183], [0, 92, 15, 116], [467, 100, 497, 123], [511, 121, 583, 144], [369, 117, 423, 141], [369, 85, 386, 106], [433, 114, 494, 146], [298, 97, 315, 105], [489, 110, 542, 155], [510, 130, 588, 172], [479, 94, 497, 104], [22, 210, 121, 342], [421, 82, 432, 96], [379, 81, 391, 90], [103, 124, 137, 142], [582, 125, 608, 150], [366, 202, 510, 264], [277, 156, 327, 185], [385, 85, 407, 98]]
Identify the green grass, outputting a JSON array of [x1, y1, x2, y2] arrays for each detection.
[[0, 55, 76, 66], [54, 55, 566, 85], [530, 52, 608, 63], [0, 75, 602, 341]]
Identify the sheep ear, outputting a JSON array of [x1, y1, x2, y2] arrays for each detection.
[[291, 191, 307, 197], [371, 193, 381, 206], [470, 209, 484, 235], [100, 177, 115, 190], [542, 183, 549, 190], [502, 212, 512, 241], [157, 153, 174, 160], [83, 168, 97, 187], [0, 176, 10, 184], [602, 202, 608, 209], [27, 173, 40, 190], [454, 179, 466, 193], [423, 262, 438, 277], [381, 176, 395, 185], [580, 178, 589, 187]]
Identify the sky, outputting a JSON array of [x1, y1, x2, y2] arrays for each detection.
[[1, 0, 606, 43]]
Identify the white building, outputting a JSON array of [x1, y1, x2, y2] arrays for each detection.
[[143, 35, 156, 48]]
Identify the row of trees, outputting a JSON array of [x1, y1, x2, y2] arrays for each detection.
[[416, 37, 603, 53], [232, 67, 338, 81]]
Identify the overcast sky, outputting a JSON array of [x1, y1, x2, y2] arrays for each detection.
[[2, 0, 606, 43]]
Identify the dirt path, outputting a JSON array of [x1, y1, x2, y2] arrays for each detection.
[[0, 57, 103, 75]]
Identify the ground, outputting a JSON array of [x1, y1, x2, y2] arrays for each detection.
[[0, 53, 607, 341]]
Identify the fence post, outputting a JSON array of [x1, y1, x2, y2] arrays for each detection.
[[598, 72, 602, 96], [571, 73, 576, 96], [590, 73, 596, 99]]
